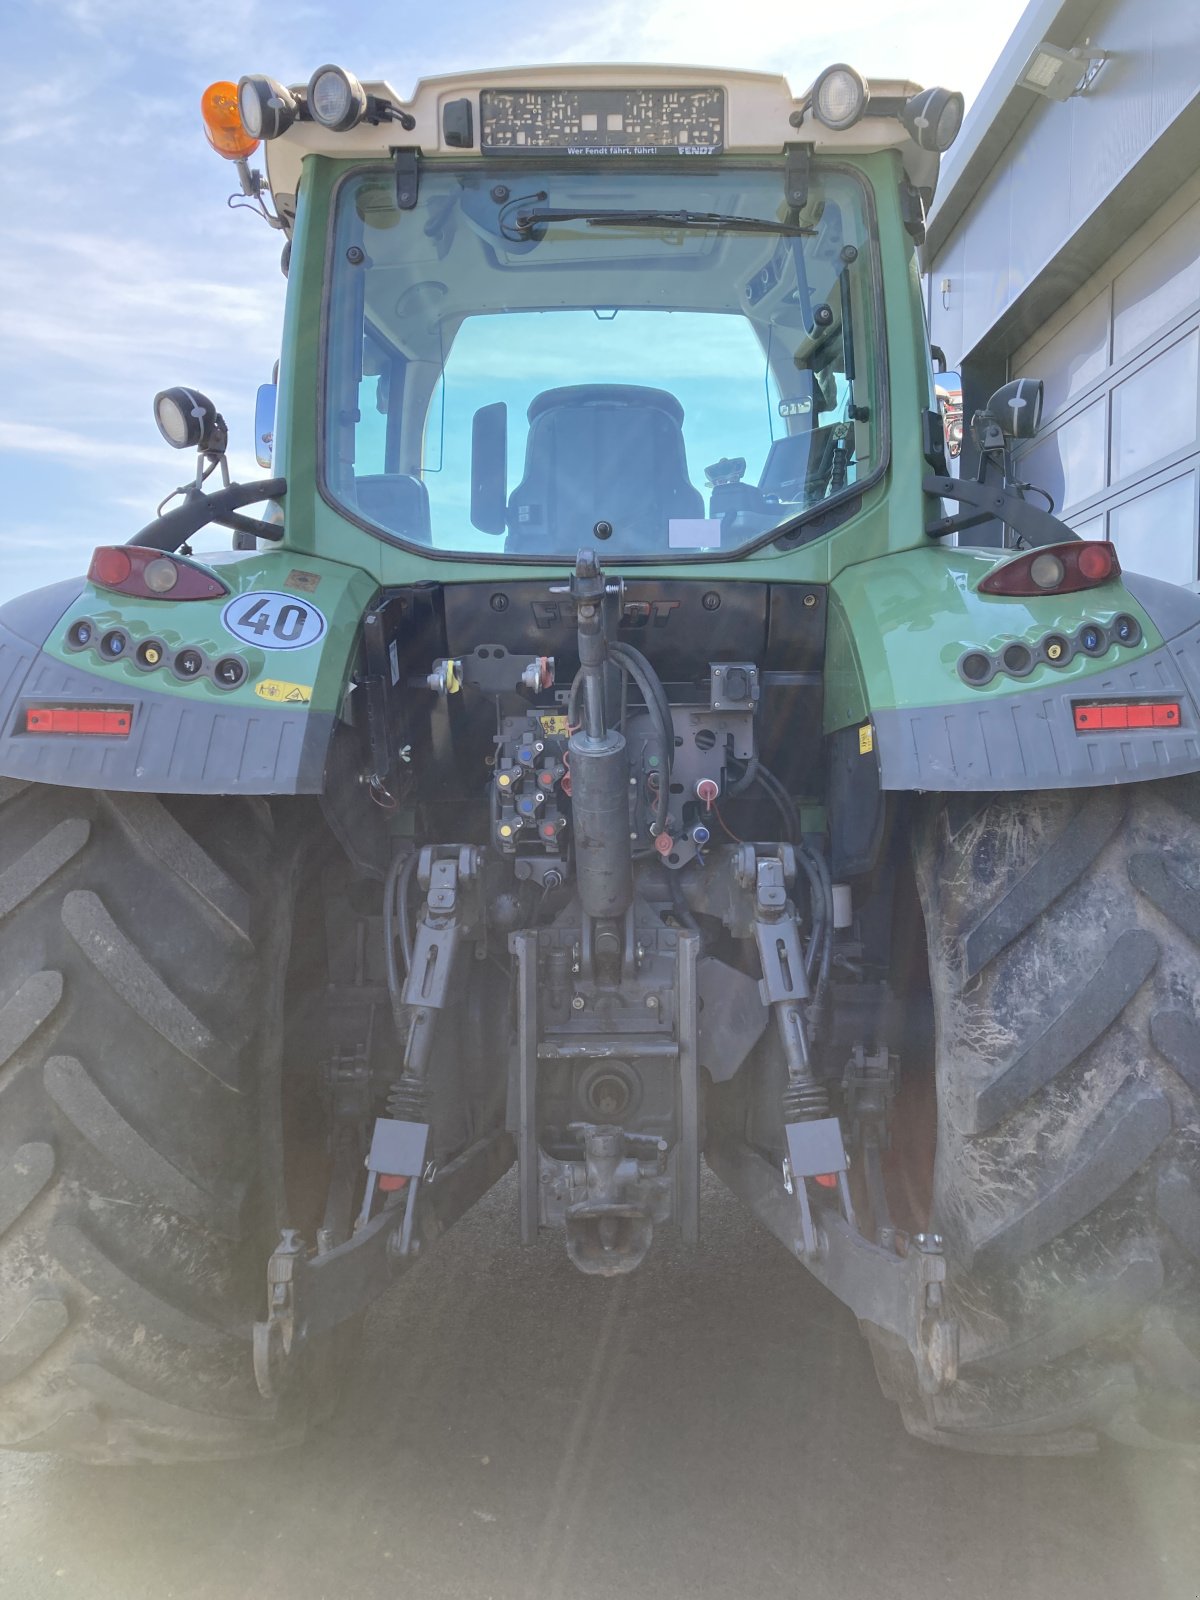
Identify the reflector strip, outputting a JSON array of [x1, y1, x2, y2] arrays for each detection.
[[25, 707, 132, 737], [1073, 702, 1180, 732]]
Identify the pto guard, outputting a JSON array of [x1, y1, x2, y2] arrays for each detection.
[[825, 547, 1200, 793], [0, 550, 376, 795]]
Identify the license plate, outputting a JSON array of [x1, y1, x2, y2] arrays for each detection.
[[479, 87, 724, 156]]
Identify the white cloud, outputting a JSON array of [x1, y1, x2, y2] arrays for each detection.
[[510, 0, 1025, 104], [0, 421, 166, 469]]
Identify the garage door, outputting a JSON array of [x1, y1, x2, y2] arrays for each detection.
[[1012, 183, 1200, 587]]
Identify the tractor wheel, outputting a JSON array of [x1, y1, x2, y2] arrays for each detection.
[[871, 778, 1200, 1454], [0, 779, 349, 1463]]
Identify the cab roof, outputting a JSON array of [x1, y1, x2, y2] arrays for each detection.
[[260, 63, 942, 222]]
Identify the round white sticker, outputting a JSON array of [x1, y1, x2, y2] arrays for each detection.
[[221, 591, 327, 652]]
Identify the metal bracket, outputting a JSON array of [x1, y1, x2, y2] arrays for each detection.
[[783, 143, 812, 210], [754, 914, 808, 1006], [842, 1045, 897, 1143], [360, 601, 414, 794], [252, 1130, 515, 1399], [355, 1116, 430, 1249], [707, 1137, 958, 1395], [393, 148, 419, 210]]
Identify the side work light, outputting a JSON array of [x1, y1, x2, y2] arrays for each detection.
[[153, 387, 227, 455], [810, 64, 868, 131], [901, 87, 965, 152], [238, 74, 298, 140]]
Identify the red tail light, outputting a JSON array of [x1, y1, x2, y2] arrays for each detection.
[[979, 540, 1120, 597], [87, 546, 228, 601]]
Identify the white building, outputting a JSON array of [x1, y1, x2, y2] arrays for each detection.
[[926, 0, 1200, 585]]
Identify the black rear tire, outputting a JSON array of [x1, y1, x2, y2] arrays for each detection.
[[871, 778, 1200, 1454], [0, 779, 346, 1463]]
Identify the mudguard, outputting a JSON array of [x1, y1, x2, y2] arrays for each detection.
[[0, 550, 375, 794], [825, 545, 1200, 792]]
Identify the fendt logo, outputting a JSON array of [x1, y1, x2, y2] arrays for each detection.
[[620, 600, 681, 628], [531, 599, 681, 629]]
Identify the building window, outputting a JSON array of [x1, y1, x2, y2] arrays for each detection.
[[1108, 472, 1198, 587], [1109, 330, 1199, 486]]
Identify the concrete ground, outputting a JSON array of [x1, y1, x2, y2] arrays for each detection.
[[1, 1172, 1197, 1600]]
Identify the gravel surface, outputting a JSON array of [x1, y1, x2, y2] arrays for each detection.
[[1, 1171, 1197, 1600]]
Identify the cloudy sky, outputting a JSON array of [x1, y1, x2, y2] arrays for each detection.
[[0, 0, 1026, 602]]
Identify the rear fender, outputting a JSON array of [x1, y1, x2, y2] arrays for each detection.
[[0, 551, 376, 794], [825, 547, 1200, 793]]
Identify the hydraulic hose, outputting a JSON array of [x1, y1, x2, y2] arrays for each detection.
[[755, 762, 799, 845], [664, 861, 701, 935], [610, 642, 673, 750], [609, 642, 673, 835], [383, 849, 420, 1037]]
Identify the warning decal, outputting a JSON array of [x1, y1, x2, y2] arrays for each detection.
[[255, 679, 313, 705]]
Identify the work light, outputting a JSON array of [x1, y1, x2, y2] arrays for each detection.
[[153, 387, 226, 454], [901, 87, 965, 152], [238, 74, 298, 140], [810, 65, 868, 131], [307, 65, 368, 132]]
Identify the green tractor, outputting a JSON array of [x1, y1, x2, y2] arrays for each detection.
[[1, 63, 1197, 1464]]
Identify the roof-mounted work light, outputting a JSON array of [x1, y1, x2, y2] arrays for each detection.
[[308, 64, 367, 131], [306, 64, 416, 133], [901, 87, 965, 152], [237, 74, 298, 140], [810, 64, 868, 131]]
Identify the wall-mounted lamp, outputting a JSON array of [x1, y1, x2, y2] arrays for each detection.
[[1017, 40, 1109, 101]]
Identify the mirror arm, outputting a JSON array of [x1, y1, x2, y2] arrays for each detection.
[[923, 475, 1078, 547], [129, 478, 287, 552], [215, 511, 284, 541]]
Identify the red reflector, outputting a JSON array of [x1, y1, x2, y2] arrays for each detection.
[[377, 1174, 409, 1192], [813, 1172, 840, 1189], [25, 707, 132, 737], [1074, 701, 1180, 732]]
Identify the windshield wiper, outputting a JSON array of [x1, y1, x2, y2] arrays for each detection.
[[510, 206, 815, 237]]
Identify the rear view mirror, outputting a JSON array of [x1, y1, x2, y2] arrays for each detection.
[[985, 378, 1043, 441], [471, 402, 508, 535], [254, 383, 277, 468]]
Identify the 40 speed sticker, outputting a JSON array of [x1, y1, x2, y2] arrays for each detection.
[[221, 591, 327, 651]]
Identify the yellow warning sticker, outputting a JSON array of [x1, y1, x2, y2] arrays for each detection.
[[858, 722, 874, 755], [256, 679, 312, 705], [539, 714, 569, 735]]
